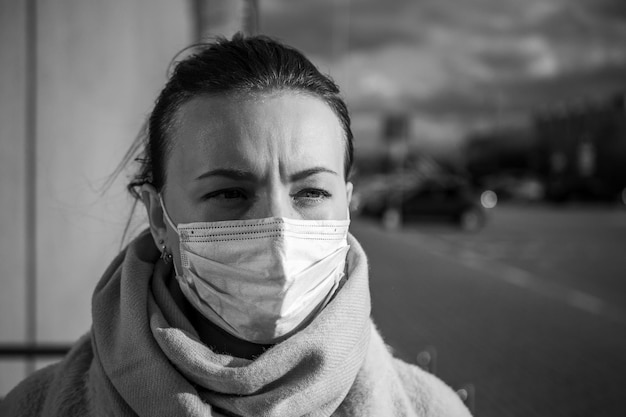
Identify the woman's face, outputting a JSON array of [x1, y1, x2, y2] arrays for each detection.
[[144, 91, 352, 263]]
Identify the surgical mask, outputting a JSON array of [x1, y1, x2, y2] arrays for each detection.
[[160, 196, 350, 344]]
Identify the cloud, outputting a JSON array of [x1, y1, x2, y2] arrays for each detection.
[[324, 44, 461, 105], [473, 35, 559, 79], [259, 0, 626, 126]]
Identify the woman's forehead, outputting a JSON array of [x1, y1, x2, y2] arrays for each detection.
[[166, 92, 345, 181]]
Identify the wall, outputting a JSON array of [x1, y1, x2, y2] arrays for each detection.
[[0, 0, 191, 395]]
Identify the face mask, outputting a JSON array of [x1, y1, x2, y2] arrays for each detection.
[[160, 196, 350, 344]]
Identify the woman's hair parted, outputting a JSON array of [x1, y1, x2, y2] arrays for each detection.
[[125, 33, 354, 201]]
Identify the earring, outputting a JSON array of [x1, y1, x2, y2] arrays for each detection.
[[159, 239, 173, 264]]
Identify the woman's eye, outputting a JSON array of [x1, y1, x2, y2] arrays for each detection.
[[204, 189, 247, 200], [294, 188, 331, 201]]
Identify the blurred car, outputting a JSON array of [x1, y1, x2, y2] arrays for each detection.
[[354, 175, 487, 231], [483, 174, 545, 203]]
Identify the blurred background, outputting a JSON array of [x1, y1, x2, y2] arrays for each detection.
[[1, 0, 625, 415]]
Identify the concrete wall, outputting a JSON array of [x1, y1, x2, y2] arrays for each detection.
[[0, 0, 192, 395], [0, 0, 29, 395]]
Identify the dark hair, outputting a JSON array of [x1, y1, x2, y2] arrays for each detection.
[[126, 33, 354, 200]]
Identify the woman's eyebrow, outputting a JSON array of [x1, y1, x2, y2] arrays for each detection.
[[195, 168, 256, 181], [289, 167, 338, 182], [194, 167, 338, 182]]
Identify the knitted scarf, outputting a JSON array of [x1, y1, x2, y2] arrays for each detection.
[[1, 230, 471, 417]]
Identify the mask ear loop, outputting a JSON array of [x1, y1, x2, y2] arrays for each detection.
[[159, 194, 179, 232], [158, 194, 177, 265]]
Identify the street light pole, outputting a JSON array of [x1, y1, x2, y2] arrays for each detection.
[[192, 0, 260, 41]]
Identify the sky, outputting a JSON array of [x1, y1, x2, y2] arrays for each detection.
[[259, 0, 626, 152]]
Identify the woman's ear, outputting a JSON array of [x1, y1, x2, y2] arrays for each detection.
[[345, 181, 353, 207], [140, 184, 168, 248]]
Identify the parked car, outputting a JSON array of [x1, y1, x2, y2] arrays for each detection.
[[482, 174, 545, 203], [354, 175, 487, 231]]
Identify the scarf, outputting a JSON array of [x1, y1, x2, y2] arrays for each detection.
[[1, 230, 471, 417]]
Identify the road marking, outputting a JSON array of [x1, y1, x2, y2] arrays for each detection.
[[500, 267, 533, 288], [567, 291, 605, 315], [384, 226, 626, 325], [456, 249, 626, 324]]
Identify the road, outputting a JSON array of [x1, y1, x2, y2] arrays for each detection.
[[350, 204, 626, 417]]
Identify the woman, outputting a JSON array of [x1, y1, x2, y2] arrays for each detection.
[[1, 34, 471, 416]]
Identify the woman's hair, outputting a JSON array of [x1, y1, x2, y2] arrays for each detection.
[[126, 33, 354, 200]]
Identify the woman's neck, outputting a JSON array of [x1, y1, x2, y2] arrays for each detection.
[[166, 274, 271, 360]]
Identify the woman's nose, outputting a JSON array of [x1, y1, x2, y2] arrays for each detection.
[[247, 189, 295, 219]]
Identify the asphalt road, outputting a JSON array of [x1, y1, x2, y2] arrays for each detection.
[[350, 203, 626, 417]]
